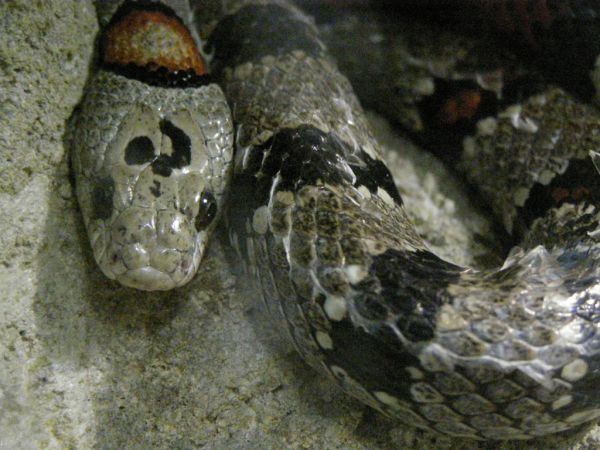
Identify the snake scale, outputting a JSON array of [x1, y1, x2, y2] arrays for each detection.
[[68, 0, 600, 440]]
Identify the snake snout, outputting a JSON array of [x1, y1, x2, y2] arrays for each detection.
[[96, 206, 203, 291]]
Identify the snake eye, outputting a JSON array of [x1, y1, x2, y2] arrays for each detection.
[[194, 191, 217, 231]]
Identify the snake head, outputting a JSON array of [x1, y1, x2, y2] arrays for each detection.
[[79, 103, 229, 291], [70, 1, 233, 290], [72, 79, 233, 291]]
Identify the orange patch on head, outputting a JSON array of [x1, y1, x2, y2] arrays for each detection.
[[438, 90, 482, 125], [102, 4, 206, 75]]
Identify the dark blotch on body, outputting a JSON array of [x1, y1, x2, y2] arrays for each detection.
[[230, 126, 355, 213], [354, 248, 460, 341], [226, 125, 401, 261], [262, 126, 355, 192], [350, 149, 402, 205], [320, 316, 423, 397]]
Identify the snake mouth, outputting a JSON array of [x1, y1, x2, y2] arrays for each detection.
[[115, 266, 187, 291], [98, 238, 202, 291]]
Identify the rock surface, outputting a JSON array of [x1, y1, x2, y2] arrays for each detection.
[[1, 1, 600, 448]]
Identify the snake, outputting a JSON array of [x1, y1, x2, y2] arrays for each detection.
[[68, 0, 600, 440]]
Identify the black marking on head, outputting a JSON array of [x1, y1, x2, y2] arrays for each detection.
[[104, 63, 214, 88], [519, 158, 600, 230], [150, 180, 161, 198], [354, 248, 460, 342], [206, 4, 324, 72], [160, 119, 191, 167], [91, 176, 115, 220], [125, 136, 155, 165], [151, 120, 191, 177], [151, 157, 173, 177], [195, 191, 217, 231], [350, 150, 402, 205]]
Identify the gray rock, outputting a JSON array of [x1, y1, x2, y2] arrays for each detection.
[[1, 1, 599, 448]]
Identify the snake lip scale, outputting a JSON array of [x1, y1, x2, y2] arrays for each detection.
[[69, 0, 600, 440]]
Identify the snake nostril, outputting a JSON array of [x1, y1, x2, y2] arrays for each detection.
[[194, 191, 217, 231]]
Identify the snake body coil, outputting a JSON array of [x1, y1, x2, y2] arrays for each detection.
[[70, 0, 600, 440]]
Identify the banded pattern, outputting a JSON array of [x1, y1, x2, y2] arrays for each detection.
[[192, 0, 600, 439], [70, 0, 600, 440]]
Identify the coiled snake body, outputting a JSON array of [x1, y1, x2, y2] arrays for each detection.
[[69, 0, 600, 440]]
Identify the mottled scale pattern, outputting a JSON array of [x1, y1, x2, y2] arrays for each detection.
[[218, 55, 380, 167], [75, 0, 600, 441], [318, 9, 600, 237], [317, 11, 519, 135], [460, 88, 600, 234], [190, 0, 600, 439]]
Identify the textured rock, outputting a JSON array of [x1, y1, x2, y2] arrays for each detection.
[[1, 0, 599, 448]]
